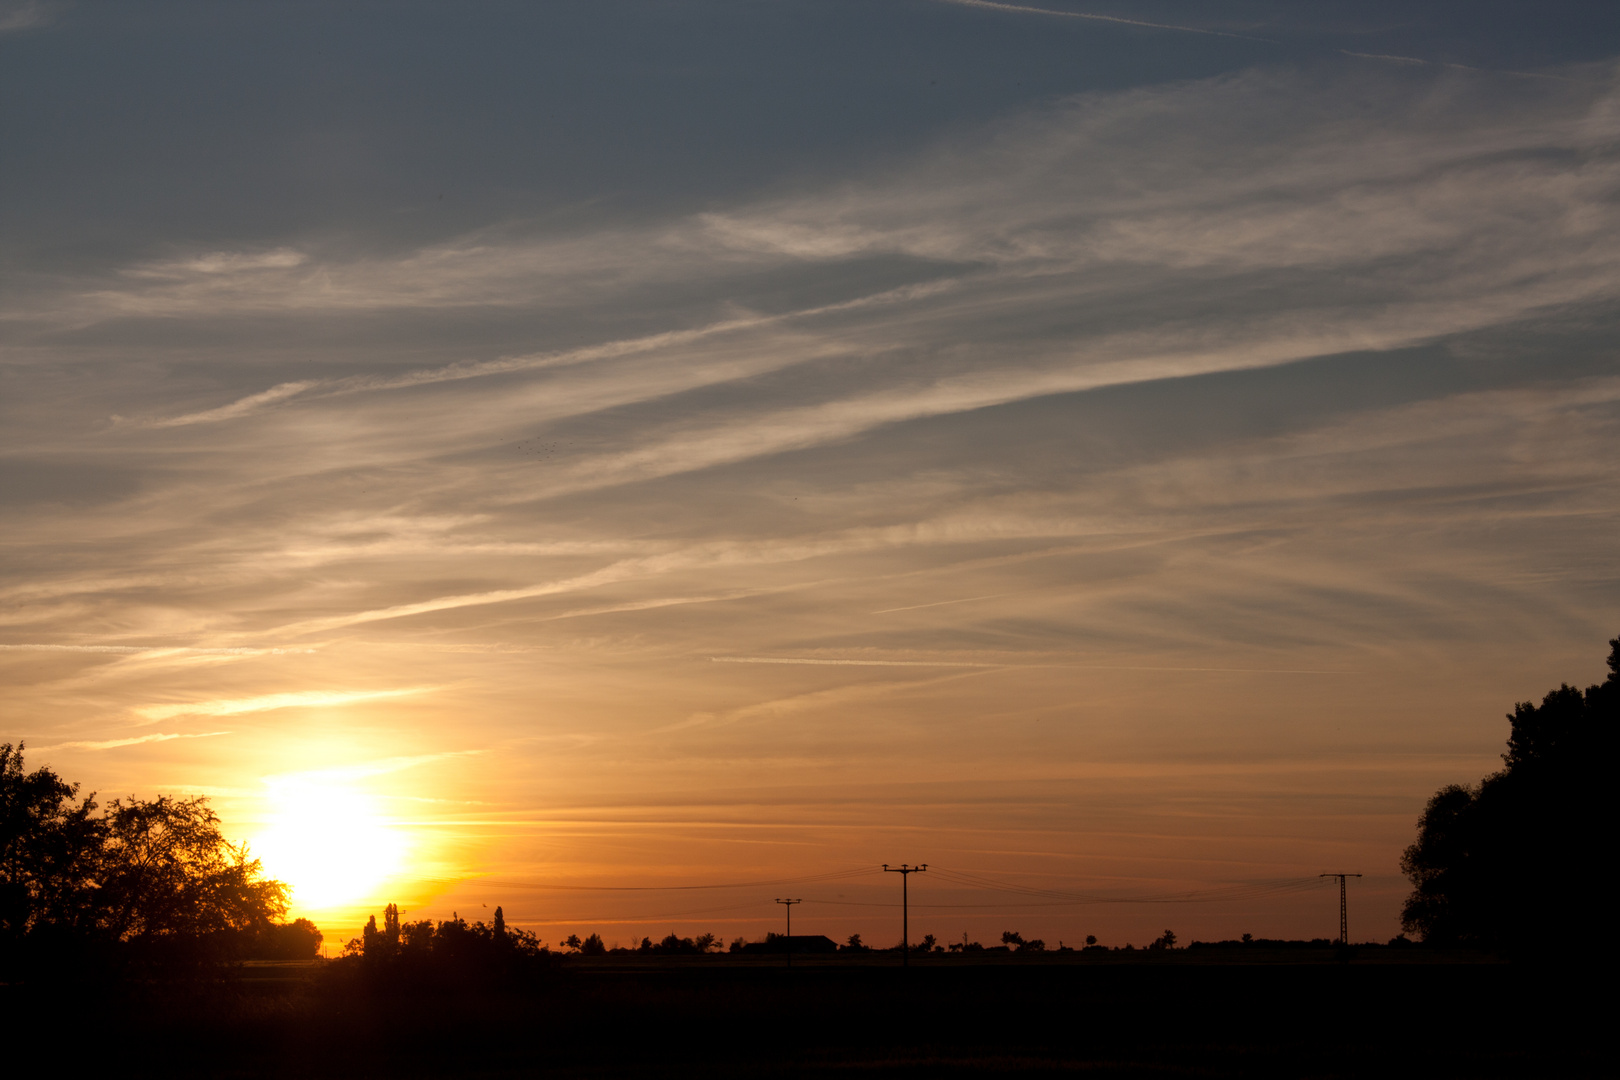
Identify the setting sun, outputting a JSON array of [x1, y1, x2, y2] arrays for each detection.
[[251, 775, 407, 912]]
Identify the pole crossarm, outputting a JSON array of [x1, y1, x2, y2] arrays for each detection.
[[883, 863, 927, 967]]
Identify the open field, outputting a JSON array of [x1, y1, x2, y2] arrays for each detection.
[[14, 952, 1597, 1078]]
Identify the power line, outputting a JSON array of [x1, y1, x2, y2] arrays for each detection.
[[410, 866, 881, 892], [403, 865, 1339, 926], [925, 866, 1328, 904]]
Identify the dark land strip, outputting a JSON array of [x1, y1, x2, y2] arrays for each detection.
[[13, 953, 1601, 1078]]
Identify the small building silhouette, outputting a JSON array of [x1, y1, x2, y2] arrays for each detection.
[[740, 934, 839, 955]]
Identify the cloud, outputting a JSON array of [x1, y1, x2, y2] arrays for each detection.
[[872, 594, 1012, 614], [0, 643, 299, 655], [146, 381, 316, 428], [1338, 50, 1590, 84], [711, 656, 1004, 668], [932, 0, 1275, 42], [135, 687, 433, 722], [18, 64, 1607, 520], [263, 749, 487, 785], [0, 1, 53, 35], [36, 731, 232, 752]]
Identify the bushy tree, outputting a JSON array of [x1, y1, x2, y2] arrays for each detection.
[[1, 744, 305, 975], [652, 933, 702, 954], [253, 918, 323, 960], [1401, 636, 1616, 953], [0, 742, 103, 943], [97, 794, 289, 942], [347, 903, 548, 983]]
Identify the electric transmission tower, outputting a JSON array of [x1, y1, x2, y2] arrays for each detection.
[[775, 898, 801, 967], [883, 863, 927, 967], [1320, 873, 1362, 945]]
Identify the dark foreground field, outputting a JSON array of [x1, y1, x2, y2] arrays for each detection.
[[13, 952, 1602, 1078]]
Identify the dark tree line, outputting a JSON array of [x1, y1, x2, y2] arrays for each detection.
[[1, 743, 319, 978], [1401, 636, 1616, 954], [341, 901, 553, 988]]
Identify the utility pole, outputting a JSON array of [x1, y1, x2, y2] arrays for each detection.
[[1320, 874, 1362, 945], [775, 898, 802, 967], [883, 864, 927, 967]]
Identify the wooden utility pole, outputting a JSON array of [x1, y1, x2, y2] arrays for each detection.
[[775, 898, 801, 967], [883, 864, 927, 967]]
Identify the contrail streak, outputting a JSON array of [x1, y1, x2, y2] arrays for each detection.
[[1339, 50, 1583, 83], [711, 657, 1356, 674], [34, 731, 232, 752], [935, 0, 1276, 42], [871, 593, 1010, 614], [712, 656, 1003, 668], [0, 643, 301, 655]]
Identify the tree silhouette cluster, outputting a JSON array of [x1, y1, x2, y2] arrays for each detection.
[[344, 901, 550, 985], [640, 931, 720, 954], [0, 743, 317, 979], [1401, 635, 1616, 954]]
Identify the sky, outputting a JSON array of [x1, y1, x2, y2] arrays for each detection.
[[3, 0, 1618, 951]]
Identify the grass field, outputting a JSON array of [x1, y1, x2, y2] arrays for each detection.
[[12, 949, 1598, 1077]]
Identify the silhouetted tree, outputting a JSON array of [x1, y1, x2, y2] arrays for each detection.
[[97, 794, 290, 952], [401, 918, 435, 953], [1000, 930, 1024, 948], [347, 903, 548, 985], [653, 933, 703, 954], [580, 932, 606, 956], [1149, 929, 1176, 950], [252, 917, 322, 960], [0, 743, 104, 953], [844, 933, 865, 951], [2, 744, 311, 977], [1085, 935, 1098, 946], [1401, 635, 1616, 955], [564, 933, 583, 951]]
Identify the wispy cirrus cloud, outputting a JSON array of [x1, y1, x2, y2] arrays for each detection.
[[931, 0, 1275, 42], [144, 381, 317, 428], [0, 1, 54, 35], [135, 687, 433, 722], [36, 731, 232, 753]]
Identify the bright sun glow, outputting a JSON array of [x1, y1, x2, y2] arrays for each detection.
[[251, 776, 407, 912]]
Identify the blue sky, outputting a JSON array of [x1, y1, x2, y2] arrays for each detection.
[[3, 1, 1617, 947]]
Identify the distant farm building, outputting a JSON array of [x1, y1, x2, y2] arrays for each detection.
[[740, 935, 839, 955]]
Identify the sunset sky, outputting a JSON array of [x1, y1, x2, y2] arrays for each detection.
[[4, 1, 1618, 951]]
